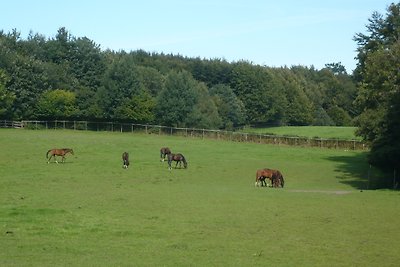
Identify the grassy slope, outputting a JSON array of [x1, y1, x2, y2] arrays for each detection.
[[242, 126, 360, 140], [0, 129, 399, 266]]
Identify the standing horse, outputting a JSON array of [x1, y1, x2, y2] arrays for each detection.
[[122, 152, 129, 169], [46, 148, 74, 164], [160, 147, 171, 162], [167, 153, 187, 170], [255, 168, 284, 188]]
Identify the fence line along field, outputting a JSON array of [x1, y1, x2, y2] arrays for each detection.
[[1, 129, 399, 266], [1, 120, 367, 150]]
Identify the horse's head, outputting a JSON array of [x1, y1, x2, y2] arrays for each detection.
[[69, 149, 74, 155]]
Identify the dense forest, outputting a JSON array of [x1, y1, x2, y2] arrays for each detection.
[[0, 27, 357, 130], [1, 2, 399, 180]]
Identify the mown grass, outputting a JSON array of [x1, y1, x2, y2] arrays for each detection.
[[0, 129, 399, 266], [242, 126, 360, 140]]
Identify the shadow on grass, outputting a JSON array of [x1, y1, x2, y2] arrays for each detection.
[[326, 152, 384, 190]]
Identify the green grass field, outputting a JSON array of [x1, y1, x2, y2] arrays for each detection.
[[1, 129, 399, 266], [241, 126, 360, 140]]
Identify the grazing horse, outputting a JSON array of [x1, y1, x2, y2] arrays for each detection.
[[272, 169, 285, 188], [122, 152, 129, 169], [255, 168, 284, 188], [46, 148, 74, 164], [167, 153, 187, 170], [160, 147, 171, 162]]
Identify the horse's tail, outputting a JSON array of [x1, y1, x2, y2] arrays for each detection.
[[46, 149, 52, 159], [182, 155, 187, 168], [280, 172, 285, 188]]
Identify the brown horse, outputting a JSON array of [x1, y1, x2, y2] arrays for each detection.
[[46, 148, 74, 164], [255, 168, 284, 188], [167, 153, 187, 170], [122, 152, 129, 169], [160, 147, 171, 162]]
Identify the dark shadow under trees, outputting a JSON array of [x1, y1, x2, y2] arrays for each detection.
[[327, 152, 394, 190]]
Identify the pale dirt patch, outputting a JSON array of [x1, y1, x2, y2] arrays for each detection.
[[288, 189, 353, 195]]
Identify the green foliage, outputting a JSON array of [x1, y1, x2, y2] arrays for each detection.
[[324, 62, 347, 75], [326, 106, 352, 126], [155, 70, 198, 127], [313, 107, 335, 126], [230, 62, 286, 125], [185, 82, 221, 129], [210, 84, 246, 129], [0, 27, 358, 128], [0, 69, 15, 118], [353, 3, 400, 172], [274, 68, 313, 125], [115, 89, 156, 123], [35, 89, 77, 119]]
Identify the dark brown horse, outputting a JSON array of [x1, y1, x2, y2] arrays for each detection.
[[160, 147, 171, 162], [122, 152, 129, 169], [46, 148, 74, 164], [167, 153, 187, 170], [255, 168, 284, 188]]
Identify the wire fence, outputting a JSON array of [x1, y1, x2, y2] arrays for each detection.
[[1, 120, 368, 150]]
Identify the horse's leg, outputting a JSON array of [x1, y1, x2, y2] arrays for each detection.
[[262, 177, 268, 187], [259, 177, 264, 187], [49, 154, 58, 164]]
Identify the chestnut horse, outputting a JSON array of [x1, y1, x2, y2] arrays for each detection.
[[46, 148, 74, 164], [122, 152, 129, 169], [167, 153, 187, 170], [255, 168, 284, 188], [160, 147, 171, 162]]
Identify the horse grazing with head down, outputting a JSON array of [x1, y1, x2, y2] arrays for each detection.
[[160, 147, 171, 162], [122, 152, 129, 169], [46, 148, 74, 164], [167, 153, 187, 170], [255, 168, 284, 188]]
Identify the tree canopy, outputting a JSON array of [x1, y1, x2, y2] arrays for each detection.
[[353, 2, 400, 179], [0, 27, 358, 129]]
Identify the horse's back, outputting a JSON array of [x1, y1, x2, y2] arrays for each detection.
[[256, 169, 264, 179]]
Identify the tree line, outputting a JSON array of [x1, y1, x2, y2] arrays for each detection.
[[0, 28, 357, 130]]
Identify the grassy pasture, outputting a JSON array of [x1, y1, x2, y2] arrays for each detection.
[[1, 129, 399, 266], [242, 126, 360, 140]]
